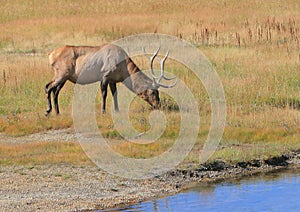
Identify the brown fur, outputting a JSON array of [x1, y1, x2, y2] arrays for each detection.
[[45, 44, 159, 116]]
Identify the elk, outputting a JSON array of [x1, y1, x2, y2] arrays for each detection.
[[45, 44, 177, 116]]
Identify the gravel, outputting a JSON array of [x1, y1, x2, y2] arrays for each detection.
[[1, 129, 300, 211], [0, 165, 181, 211]]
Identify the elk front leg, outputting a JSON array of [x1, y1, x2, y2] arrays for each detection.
[[109, 82, 119, 112], [100, 79, 109, 114]]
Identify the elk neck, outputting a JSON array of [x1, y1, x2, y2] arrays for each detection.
[[126, 57, 141, 75], [125, 57, 154, 94]]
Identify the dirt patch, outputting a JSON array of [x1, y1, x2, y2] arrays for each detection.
[[0, 128, 76, 144]]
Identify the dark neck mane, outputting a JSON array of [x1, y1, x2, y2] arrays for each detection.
[[125, 57, 154, 94], [126, 57, 142, 74]]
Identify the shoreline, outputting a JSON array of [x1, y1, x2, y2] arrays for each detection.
[[103, 151, 300, 210], [1, 150, 299, 211]]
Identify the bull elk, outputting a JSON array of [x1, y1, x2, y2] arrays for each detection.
[[45, 44, 177, 116]]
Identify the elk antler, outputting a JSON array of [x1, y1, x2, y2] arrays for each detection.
[[143, 47, 178, 88]]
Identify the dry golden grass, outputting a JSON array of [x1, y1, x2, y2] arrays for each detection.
[[0, 0, 299, 165], [0, 141, 92, 166]]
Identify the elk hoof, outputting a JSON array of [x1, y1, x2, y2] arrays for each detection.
[[45, 109, 51, 117]]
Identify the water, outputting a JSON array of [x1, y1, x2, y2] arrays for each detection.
[[118, 169, 300, 211]]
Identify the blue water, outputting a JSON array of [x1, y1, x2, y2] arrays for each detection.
[[117, 169, 300, 212]]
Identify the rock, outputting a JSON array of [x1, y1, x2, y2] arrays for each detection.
[[237, 161, 248, 168], [264, 155, 289, 166], [249, 159, 262, 167], [204, 160, 231, 171]]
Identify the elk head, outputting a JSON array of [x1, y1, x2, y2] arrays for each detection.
[[139, 47, 178, 109]]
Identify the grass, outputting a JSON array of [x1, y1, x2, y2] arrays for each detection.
[[0, 141, 92, 166], [0, 0, 299, 166]]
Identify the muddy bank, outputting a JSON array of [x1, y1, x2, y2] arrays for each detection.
[[1, 151, 299, 211]]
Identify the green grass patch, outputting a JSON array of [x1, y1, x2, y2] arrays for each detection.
[[0, 0, 299, 166]]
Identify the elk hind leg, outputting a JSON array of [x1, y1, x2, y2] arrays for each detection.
[[53, 81, 66, 115], [45, 79, 57, 116], [45, 78, 64, 116]]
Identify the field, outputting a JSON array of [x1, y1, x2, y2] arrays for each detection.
[[0, 0, 300, 166]]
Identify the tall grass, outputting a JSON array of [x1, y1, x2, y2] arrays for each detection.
[[0, 0, 299, 164]]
